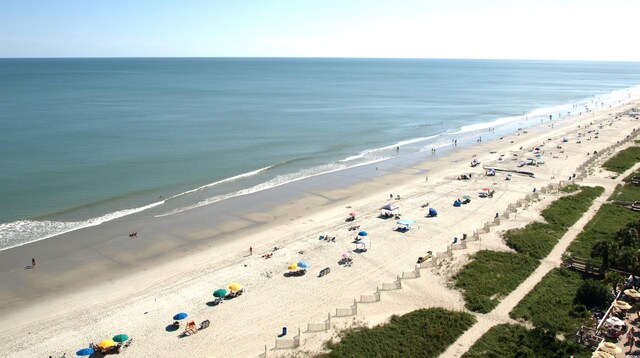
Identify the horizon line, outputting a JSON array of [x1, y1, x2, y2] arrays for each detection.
[[1, 56, 639, 63]]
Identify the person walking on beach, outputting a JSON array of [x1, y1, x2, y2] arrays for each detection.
[[31, 258, 36, 268], [249, 246, 253, 256]]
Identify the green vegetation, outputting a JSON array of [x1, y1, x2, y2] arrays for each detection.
[[588, 221, 640, 273], [561, 184, 581, 193], [610, 182, 640, 202], [462, 324, 589, 358], [510, 269, 593, 334], [541, 186, 603, 227], [609, 169, 640, 202], [319, 308, 475, 358], [602, 146, 640, 173], [453, 251, 539, 313], [567, 204, 639, 263], [505, 186, 604, 259], [504, 223, 564, 259]]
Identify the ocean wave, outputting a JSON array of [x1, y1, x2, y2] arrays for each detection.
[[157, 157, 391, 218], [166, 164, 275, 200], [0, 200, 164, 251], [339, 135, 439, 163]]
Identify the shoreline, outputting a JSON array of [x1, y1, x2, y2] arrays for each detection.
[[2, 96, 640, 357], [3, 85, 637, 251]]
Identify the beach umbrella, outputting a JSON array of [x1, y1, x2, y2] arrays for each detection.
[[112, 334, 129, 343], [612, 300, 632, 310], [397, 219, 415, 227], [603, 316, 625, 327], [624, 288, 640, 298], [97, 339, 116, 348], [462, 195, 471, 200], [341, 252, 352, 259], [382, 204, 399, 211], [228, 282, 243, 292], [591, 351, 614, 358], [287, 263, 298, 270], [597, 341, 622, 354], [358, 231, 368, 236], [213, 288, 227, 298], [173, 312, 188, 320], [297, 261, 310, 269], [349, 212, 356, 217], [76, 348, 94, 356], [482, 188, 492, 191]]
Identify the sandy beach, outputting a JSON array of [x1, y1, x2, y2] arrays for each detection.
[[2, 93, 640, 358]]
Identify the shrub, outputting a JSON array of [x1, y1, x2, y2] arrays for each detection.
[[575, 280, 609, 307]]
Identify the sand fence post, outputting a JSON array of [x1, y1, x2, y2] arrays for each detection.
[[307, 313, 332, 332], [359, 288, 381, 303], [258, 344, 268, 358]]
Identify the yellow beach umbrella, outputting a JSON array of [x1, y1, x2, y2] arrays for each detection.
[[598, 341, 622, 355], [612, 300, 632, 310], [624, 288, 640, 298], [228, 282, 243, 292], [97, 339, 116, 348], [287, 263, 298, 270], [592, 351, 614, 358]]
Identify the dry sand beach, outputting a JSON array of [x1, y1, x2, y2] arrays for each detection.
[[2, 93, 640, 357]]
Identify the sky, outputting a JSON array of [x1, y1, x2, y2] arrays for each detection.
[[1, 0, 639, 61]]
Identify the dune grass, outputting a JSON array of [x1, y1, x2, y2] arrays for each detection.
[[505, 186, 603, 259], [608, 169, 640, 202], [566, 204, 639, 262], [602, 146, 640, 174], [462, 324, 590, 358], [504, 223, 565, 260], [509, 268, 588, 334], [318, 308, 476, 358], [453, 251, 539, 313]]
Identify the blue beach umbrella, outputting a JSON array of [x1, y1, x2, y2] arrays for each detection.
[[173, 312, 188, 320], [76, 348, 94, 356], [297, 261, 310, 269], [358, 231, 368, 236]]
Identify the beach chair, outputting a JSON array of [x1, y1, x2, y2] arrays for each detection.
[[184, 321, 198, 335]]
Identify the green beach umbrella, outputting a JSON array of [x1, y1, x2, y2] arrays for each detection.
[[112, 334, 129, 343], [213, 288, 228, 298]]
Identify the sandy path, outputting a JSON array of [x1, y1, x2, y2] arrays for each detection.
[[439, 163, 640, 358]]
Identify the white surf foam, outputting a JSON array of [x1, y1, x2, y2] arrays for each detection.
[[0, 200, 165, 251]]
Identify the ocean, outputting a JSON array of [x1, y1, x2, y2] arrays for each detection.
[[1, 58, 640, 250]]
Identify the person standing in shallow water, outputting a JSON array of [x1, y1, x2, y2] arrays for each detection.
[[31, 258, 36, 268]]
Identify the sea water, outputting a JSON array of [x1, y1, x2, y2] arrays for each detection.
[[1, 58, 640, 249]]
